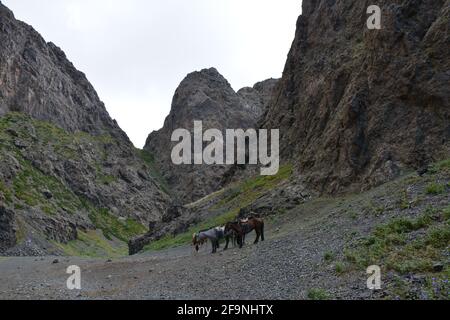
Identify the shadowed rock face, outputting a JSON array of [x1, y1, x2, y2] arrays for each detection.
[[0, 3, 170, 255], [262, 0, 450, 194], [238, 78, 279, 119], [144, 68, 278, 204]]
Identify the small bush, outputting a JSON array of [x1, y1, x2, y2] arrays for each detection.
[[335, 262, 346, 275], [324, 251, 335, 262], [426, 183, 446, 195], [307, 288, 331, 300], [425, 226, 450, 249], [443, 206, 450, 221], [429, 159, 450, 174]]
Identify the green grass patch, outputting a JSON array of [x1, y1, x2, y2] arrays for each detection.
[[429, 159, 450, 174], [14, 216, 27, 244], [89, 208, 147, 242], [213, 164, 293, 210], [0, 180, 13, 204], [335, 262, 346, 275], [52, 230, 127, 258], [443, 206, 450, 221], [307, 288, 331, 300], [425, 183, 446, 195], [323, 251, 335, 262], [12, 159, 84, 215]]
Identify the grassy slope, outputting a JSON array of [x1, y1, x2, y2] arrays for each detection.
[[52, 230, 128, 258], [310, 159, 450, 300], [136, 149, 170, 195], [339, 160, 450, 299], [144, 165, 293, 251], [0, 113, 152, 257]]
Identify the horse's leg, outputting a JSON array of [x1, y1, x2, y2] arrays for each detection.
[[215, 240, 219, 253], [216, 239, 220, 253], [224, 236, 229, 251], [254, 230, 260, 244], [211, 239, 216, 254], [239, 233, 244, 249], [261, 223, 265, 242]]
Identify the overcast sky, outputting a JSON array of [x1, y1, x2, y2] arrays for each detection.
[[3, 0, 302, 147]]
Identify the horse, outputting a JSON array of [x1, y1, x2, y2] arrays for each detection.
[[223, 228, 239, 251], [192, 233, 208, 252], [192, 227, 224, 254], [224, 217, 265, 249]]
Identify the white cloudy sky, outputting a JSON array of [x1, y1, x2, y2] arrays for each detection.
[[3, 0, 302, 147]]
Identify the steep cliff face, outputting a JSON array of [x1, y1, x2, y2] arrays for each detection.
[[0, 2, 125, 138], [145, 68, 278, 203], [0, 3, 170, 256], [262, 0, 450, 194]]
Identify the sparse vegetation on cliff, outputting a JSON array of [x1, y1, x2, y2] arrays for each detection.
[[0, 113, 158, 256]]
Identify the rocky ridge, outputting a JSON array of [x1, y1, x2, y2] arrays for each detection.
[[144, 68, 278, 204]]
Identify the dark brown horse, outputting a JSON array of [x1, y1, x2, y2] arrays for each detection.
[[224, 217, 265, 249]]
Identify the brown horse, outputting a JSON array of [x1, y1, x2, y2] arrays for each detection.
[[224, 217, 265, 249]]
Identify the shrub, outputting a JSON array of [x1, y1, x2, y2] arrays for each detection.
[[307, 288, 331, 300], [335, 262, 346, 275], [324, 251, 335, 262], [426, 183, 446, 195]]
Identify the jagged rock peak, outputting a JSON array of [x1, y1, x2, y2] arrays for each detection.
[[144, 68, 277, 203], [183, 67, 229, 84]]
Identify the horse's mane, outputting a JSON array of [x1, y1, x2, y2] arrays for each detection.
[[241, 215, 261, 222], [198, 227, 214, 233]]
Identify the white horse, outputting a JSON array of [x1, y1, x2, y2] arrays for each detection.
[[192, 227, 225, 254]]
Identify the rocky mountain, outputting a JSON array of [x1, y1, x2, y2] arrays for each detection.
[[238, 78, 279, 119], [0, 3, 124, 139], [144, 68, 278, 203], [262, 0, 450, 194], [0, 2, 170, 256]]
